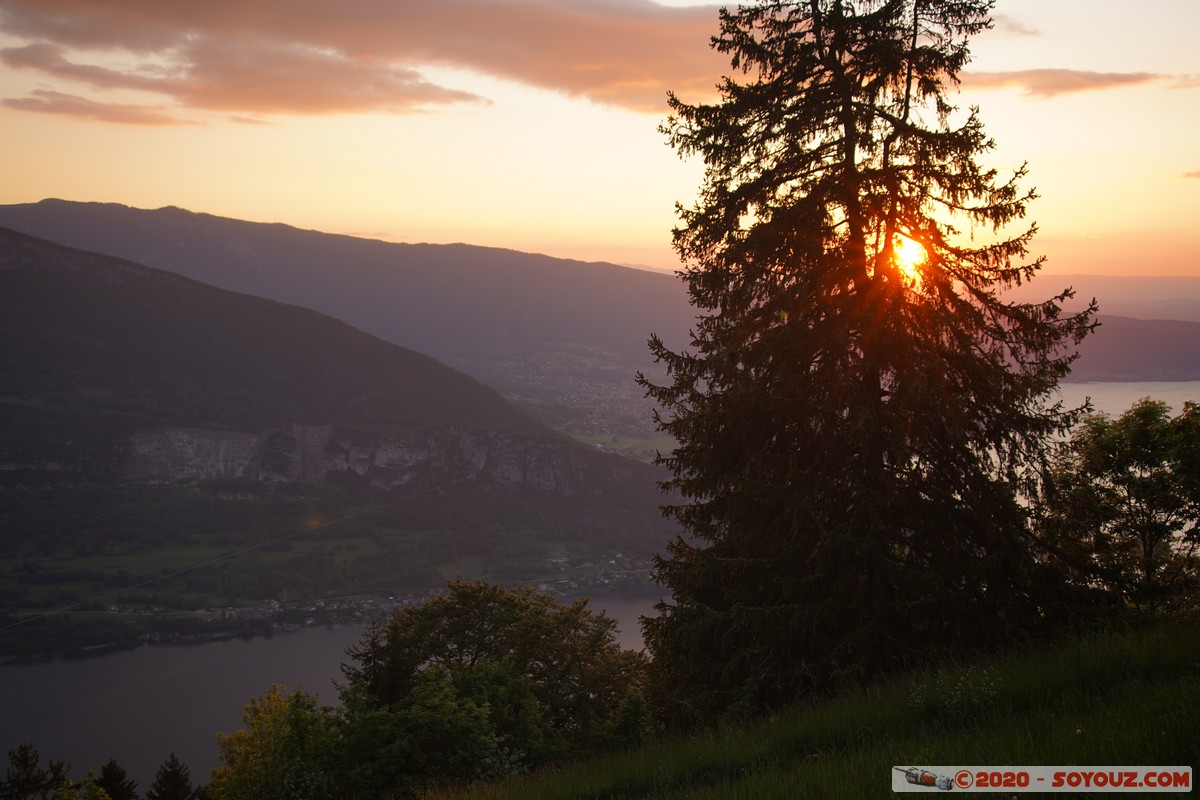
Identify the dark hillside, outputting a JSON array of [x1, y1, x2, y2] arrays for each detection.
[[0, 225, 559, 485], [0, 228, 673, 640], [0, 225, 544, 438], [0, 200, 689, 363], [0, 200, 697, 442], [0, 225, 542, 437]]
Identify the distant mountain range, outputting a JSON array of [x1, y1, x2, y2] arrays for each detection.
[[1001, 275, 1200, 381], [1071, 315, 1200, 382], [0, 200, 1197, 442], [1005, 274, 1200, 323], [0, 200, 698, 445], [0, 226, 672, 555]]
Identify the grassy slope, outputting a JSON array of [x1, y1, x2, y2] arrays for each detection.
[[431, 620, 1200, 799]]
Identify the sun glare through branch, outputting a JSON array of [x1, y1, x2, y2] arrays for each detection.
[[893, 233, 927, 286]]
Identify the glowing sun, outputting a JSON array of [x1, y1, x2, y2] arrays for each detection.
[[893, 234, 927, 285]]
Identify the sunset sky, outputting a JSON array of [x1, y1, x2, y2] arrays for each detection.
[[0, 0, 1196, 276]]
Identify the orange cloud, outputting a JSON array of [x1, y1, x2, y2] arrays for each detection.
[[0, 0, 725, 118], [2, 89, 182, 124], [963, 68, 1163, 97], [1185, 171, 1200, 179]]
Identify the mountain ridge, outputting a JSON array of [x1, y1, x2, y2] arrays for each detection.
[[0, 226, 675, 636], [0, 199, 696, 442], [1004, 272, 1200, 323], [1, 198, 1198, 435], [0, 224, 664, 503]]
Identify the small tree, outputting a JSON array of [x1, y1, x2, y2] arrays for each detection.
[[343, 581, 646, 765], [208, 686, 339, 800], [337, 666, 514, 796], [50, 778, 111, 800], [1039, 399, 1200, 612], [144, 755, 196, 800], [2, 744, 68, 800], [639, 0, 1095, 720], [92, 761, 136, 800]]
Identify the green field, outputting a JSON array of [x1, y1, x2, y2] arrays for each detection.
[[0, 479, 661, 658]]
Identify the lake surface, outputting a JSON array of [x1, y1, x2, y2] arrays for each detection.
[[0, 591, 659, 790], [1057, 380, 1200, 417], [3, 382, 1197, 789]]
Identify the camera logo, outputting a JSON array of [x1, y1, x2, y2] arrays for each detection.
[[894, 766, 955, 791]]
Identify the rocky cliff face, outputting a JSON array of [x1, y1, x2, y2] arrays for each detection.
[[125, 424, 627, 494]]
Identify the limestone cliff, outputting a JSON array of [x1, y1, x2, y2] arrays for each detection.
[[125, 424, 632, 494]]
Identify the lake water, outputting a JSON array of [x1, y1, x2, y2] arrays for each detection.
[[3, 382, 1197, 789], [0, 591, 660, 789], [1057, 380, 1200, 417]]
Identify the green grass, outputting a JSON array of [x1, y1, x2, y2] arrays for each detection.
[[428, 619, 1200, 799]]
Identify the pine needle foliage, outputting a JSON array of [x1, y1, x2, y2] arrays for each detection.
[[638, 0, 1096, 722]]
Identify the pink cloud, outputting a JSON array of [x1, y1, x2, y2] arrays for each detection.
[[0, 0, 726, 117], [962, 68, 1163, 97], [2, 89, 182, 124], [1, 42, 169, 93], [991, 14, 1039, 37], [169, 40, 484, 114]]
